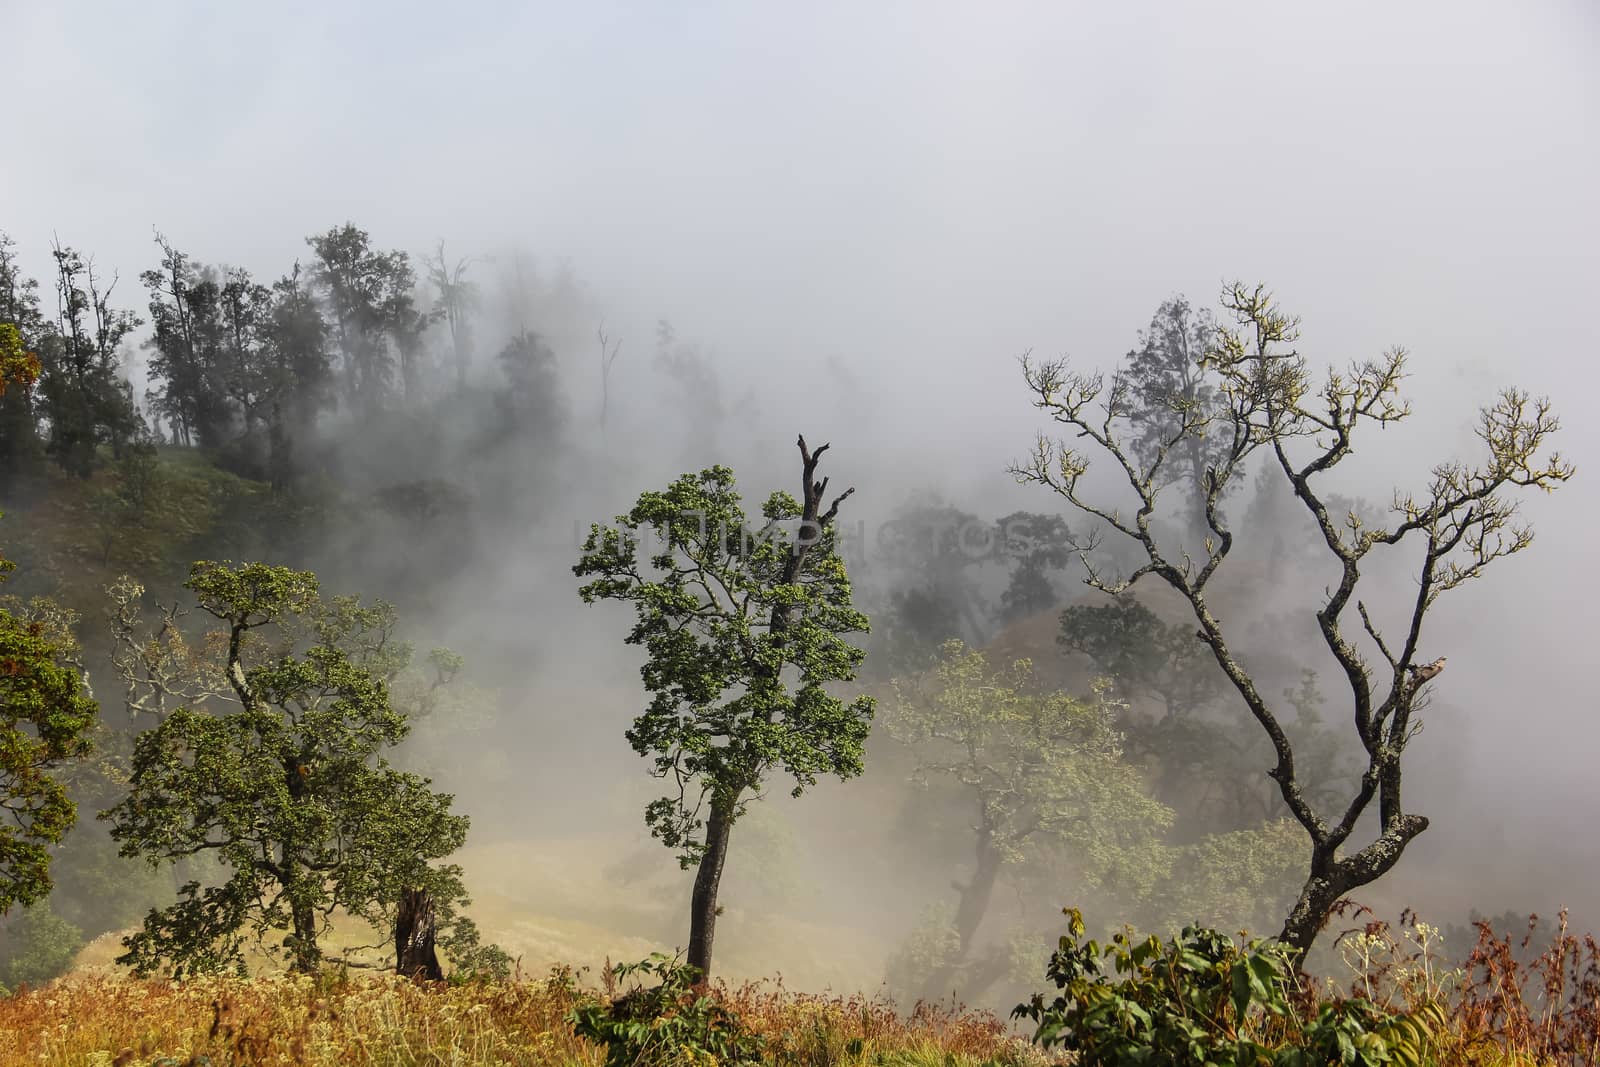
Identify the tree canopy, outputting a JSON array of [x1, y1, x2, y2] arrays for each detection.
[[575, 436, 874, 976]]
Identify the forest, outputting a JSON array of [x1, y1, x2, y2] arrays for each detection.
[[0, 214, 1589, 1065], [2, 3, 1597, 1064]]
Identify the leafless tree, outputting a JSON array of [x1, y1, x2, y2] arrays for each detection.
[[597, 323, 622, 432], [1013, 282, 1573, 958]]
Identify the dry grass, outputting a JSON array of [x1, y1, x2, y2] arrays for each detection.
[[0, 968, 1044, 1067], [10, 910, 1600, 1065]]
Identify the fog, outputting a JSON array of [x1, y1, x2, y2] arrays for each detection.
[[4, 0, 1598, 999]]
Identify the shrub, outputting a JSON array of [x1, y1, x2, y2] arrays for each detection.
[[1013, 908, 1444, 1066], [0, 901, 84, 991], [570, 953, 765, 1067]]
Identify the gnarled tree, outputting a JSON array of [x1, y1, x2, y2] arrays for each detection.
[[1013, 282, 1572, 958], [575, 436, 874, 978], [104, 561, 499, 976]]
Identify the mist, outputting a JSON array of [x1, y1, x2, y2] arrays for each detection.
[[3, 0, 1597, 1009]]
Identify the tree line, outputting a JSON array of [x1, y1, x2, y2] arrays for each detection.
[[0, 256, 1572, 998]]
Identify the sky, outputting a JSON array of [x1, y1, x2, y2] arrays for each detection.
[[4, 0, 1600, 927]]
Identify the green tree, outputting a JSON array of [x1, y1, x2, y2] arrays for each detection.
[[1059, 598, 1226, 722], [1121, 294, 1236, 541], [1014, 282, 1573, 958], [36, 241, 143, 477], [994, 511, 1075, 624], [0, 233, 47, 479], [887, 640, 1170, 1001], [0, 539, 98, 914], [306, 223, 431, 413], [574, 436, 874, 978], [104, 561, 489, 976]]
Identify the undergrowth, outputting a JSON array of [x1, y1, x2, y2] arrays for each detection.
[[3, 909, 1598, 1067]]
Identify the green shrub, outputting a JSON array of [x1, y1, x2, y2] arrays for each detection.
[[0, 900, 84, 990], [570, 953, 765, 1067], [1013, 908, 1444, 1066]]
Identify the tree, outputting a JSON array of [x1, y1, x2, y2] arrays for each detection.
[[887, 640, 1168, 1001], [36, 241, 142, 477], [994, 511, 1075, 624], [140, 234, 226, 448], [104, 561, 490, 976], [0, 539, 98, 914], [1012, 282, 1572, 959], [574, 437, 874, 978], [261, 264, 333, 490], [306, 224, 425, 413], [596, 323, 623, 432], [1121, 295, 1235, 541], [425, 242, 479, 392], [1059, 598, 1226, 723], [876, 495, 993, 656], [0, 234, 46, 478]]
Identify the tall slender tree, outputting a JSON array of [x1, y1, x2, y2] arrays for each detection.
[[575, 437, 874, 978], [37, 242, 142, 477]]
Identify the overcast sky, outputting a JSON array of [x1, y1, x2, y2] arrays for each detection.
[[5, 0, 1599, 911]]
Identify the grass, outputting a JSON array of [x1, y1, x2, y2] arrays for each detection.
[[0, 968, 1047, 1067]]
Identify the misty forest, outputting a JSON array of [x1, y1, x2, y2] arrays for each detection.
[[2, 4, 1597, 1065]]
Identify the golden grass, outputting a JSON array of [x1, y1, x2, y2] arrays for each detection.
[[0, 970, 1044, 1067]]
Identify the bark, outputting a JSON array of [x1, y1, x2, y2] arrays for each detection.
[[396, 888, 445, 982], [289, 896, 320, 973], [1277, 813, 1427, 962], [952, 835, 1002, 958], [920, 830, 1004, 1003], [686, 795, 735, 979]]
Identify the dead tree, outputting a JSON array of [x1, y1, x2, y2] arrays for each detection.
[[1013, 282, 1572, 959], [395, 888, 444, 982], [597, 324, 623, 431]]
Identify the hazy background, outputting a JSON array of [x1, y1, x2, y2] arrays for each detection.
[[4, 0, 1597, 990]]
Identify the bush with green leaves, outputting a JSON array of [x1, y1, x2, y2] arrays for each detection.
[[1013, 908, 1445, 1066], [569, 953, 764, 1067], [0, 900, 84, 991]]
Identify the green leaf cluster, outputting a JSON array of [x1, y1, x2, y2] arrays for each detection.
[[104, 560, 489, 976], [0, 537, 98, 914], [569, 953, 764, 1067], [1014, 908, 1444, 1065], [575, 465, 874, 862]]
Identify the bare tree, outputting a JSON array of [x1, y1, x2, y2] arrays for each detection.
[[424, 242, 479, 391], [1012, 282, 1573, 959], [596, 323, 622, 431]]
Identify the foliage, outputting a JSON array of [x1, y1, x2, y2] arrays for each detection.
[[34, 241, 144, 478], [888, 640, 1171, 1002], [571, 954, 765, 1067], [1119, 295, 1235, 538], [994, 511, 1075, 624], [1058, 597, 1226, 720], [103, 561, 494, 977], [0, 541, 98, 914], [574, 438, 872, 973], [0, 323, 40, 397], [0, 900, 84, 991], [1014, 908, 1445, 1066]]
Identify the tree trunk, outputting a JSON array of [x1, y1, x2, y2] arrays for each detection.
[[920, 829, 1003, 1003], [1279, 868, 1346, 963], [687, 796, 736, 979], [396, 888, 445, 982], [288, 896, 320, 973], [953, 836, 1003, 957]]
